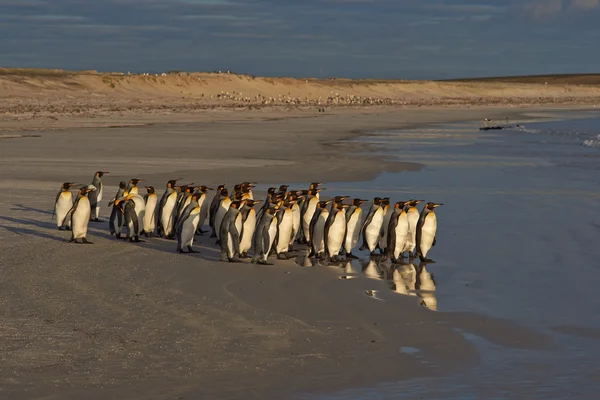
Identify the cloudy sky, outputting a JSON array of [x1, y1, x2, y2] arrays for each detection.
[[0, 0, 598, 79]]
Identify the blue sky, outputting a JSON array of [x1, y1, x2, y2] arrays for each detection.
[[0, 0, 598, 79]]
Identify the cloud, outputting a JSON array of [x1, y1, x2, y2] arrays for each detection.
[[570, 0, 600, 9]]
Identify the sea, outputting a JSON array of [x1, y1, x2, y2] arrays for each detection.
[[291, 110, 600, 399]]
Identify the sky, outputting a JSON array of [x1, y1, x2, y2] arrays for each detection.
[[0, 0, 599, 79]]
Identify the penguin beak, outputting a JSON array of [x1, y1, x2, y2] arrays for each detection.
[[433, 203, 443, 208], [208, 188, 214, 191]]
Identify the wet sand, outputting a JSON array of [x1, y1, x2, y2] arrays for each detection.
[[0, 107, 572, 399]]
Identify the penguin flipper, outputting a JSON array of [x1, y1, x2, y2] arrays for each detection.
[[432, 236, 437, 247]]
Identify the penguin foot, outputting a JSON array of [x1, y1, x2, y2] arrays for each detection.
[[91, 218, 102, 223], [297, 238, 307, 245], [210, 233, 217, 238], [130, 238, 143, 243], [58, 227, 65, 231], [277, 253, 289, 260], [177, 248, 184, 253], [369, 251, 378, 257], [165, 235, 175, 240], [239, 253, 250, 259], [257, 260, 273, 265], [345, 252, 359, 260], [359, 245, 367, 251], [82, 238, 94, 245], [228, 258, 243, 263], [419, 257, 435, 263], [66, 226, 72, 231], [187, 247, 199, 253]]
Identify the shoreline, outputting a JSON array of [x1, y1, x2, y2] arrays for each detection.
[[0, 105, 588, 399]]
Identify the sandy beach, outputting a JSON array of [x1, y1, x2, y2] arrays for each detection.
[[1, 70, 598, 399]]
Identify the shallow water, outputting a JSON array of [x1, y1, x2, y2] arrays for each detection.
[[287, 111, 600, 399]]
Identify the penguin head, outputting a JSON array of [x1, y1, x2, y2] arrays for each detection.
[[408, 199, 425, 207], [216, 184, 225, 192], [62, 182, 76, 191], [220, 188, 229, 197], [119, 181, 127, 189], [197, 185, 212, 193], [395, 201, 409, 210], [267, 187, 277, 195], [309, 182, 324, 189], [95, 171, 109, 178], [426, 202, 443, 210], [145, 186, 155, 194], [230, 200, 243, 210], [381, 197, 391, 206], [233, 184, 242, 193], [129, 178, 143, 186], [317, 200, 329, 208], [373, 197, 382, 205], [352, 198, 366, 206], [245, 199, 261, 208], [167, 179, 181, 188], [192, 193, 201, 202], [278, 185, 289, 192]]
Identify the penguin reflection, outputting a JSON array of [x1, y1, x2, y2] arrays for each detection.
[[362, 259, 385, 280], [415, 262, 437, 311], [391, 262, 417, 296]]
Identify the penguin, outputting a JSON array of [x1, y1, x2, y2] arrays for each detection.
[[174, 184, 195, 228], [156, 179, 181, 239], [387, 201, 412, 263], [240, 182, 256, 200], [378, 197, 393, 254], [53, 182, 75, 230], [325, 195, 348, 213], [276, 184, 289, 198], [414, 202, 442, 262], [251, 206, 279, 265], [274, 199, 296, 260], [127, 178, 143, 195], [288, 193, 303, 251], [176, 193, 202, 253], [68, 186, 96, 244], [143, 186, 157, 237], [219, 200, 245, 262], [405, 200, 424, 256], [126, 191, 146, 235], [88, 171, 108, 222], [109, 196, 125, 239], [360, 197, 384, 256], [238, 199, 261, 258], [344, 198, 366, 259], [194, 186, 213, 235], [121, 194, 143, 242], [308, 200, 331, 259], [324, 200, 348, 262], [214, 188, 232, 244], [300, 188, 324, 245], [208, 185, 225, 235]]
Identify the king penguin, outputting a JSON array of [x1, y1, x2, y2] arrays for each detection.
[[121, 194, 143, 242], [194, 185, 213, 235], [156, 179, 181, 239], [344, 198, 366, 259], [68, 186, 96, 244], [387, 201, 412, 263], [324, 199, 348, 262], [405, 199, 424, 257], [308, 200, 331, 259], [108, 181, 127, 207], [109, 195, 125, 239], [214, 188, 232, 244], [378, 197, 393, 254], [251, 206, 280, 265], [360, 197, 384, 256], [208, 184, 226, 237], [143, 186, 157, 237], [300, 187, 324, 245], [176, 192, 202, 253], [238, 199, 261, 258], [88, 171, 108, 222], [414, 202, 442, 262], [219, 200, 245, 262], [53, 182, 76, 230], [274, 198, 296, 260]]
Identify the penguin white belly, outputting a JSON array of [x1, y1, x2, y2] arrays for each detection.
[[182, 208, 201, 248], [407, 209, 419, 252], [215, 199, 232, 238], [161, 193, 178, 236], [55, 192, 73, 228], [276, 210, 293, 254], [239, 211, 256, 254], [302, 200, 318, 242], [365, 210, 384, 252], [144, 194, 157, 231], [313, 210, 329, 254], [97, 186, 103, 202], [227, 232, 234, 259], [344, 210, 362, 253], [72, 197, 91, 239], [129, 186, 138, 195], [265, 219, 278, 261], [327, 211, 346, 257], [130, 194, 146, 232], [198, 194, 208, 226], [379, 207, 393, 250], [420, 214, 437, 258], [393, 213, 410, 259], [392, 269, 409, 295], [291, 204, 300, 244], [179, 196, 192, 217]]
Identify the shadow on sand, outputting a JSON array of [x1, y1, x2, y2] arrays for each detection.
[[11, 203, 55, 216]]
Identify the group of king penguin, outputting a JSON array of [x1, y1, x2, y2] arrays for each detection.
[[53, 172, 443, 264]]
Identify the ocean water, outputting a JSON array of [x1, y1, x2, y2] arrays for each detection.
[[291, 111, 600, 399]]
